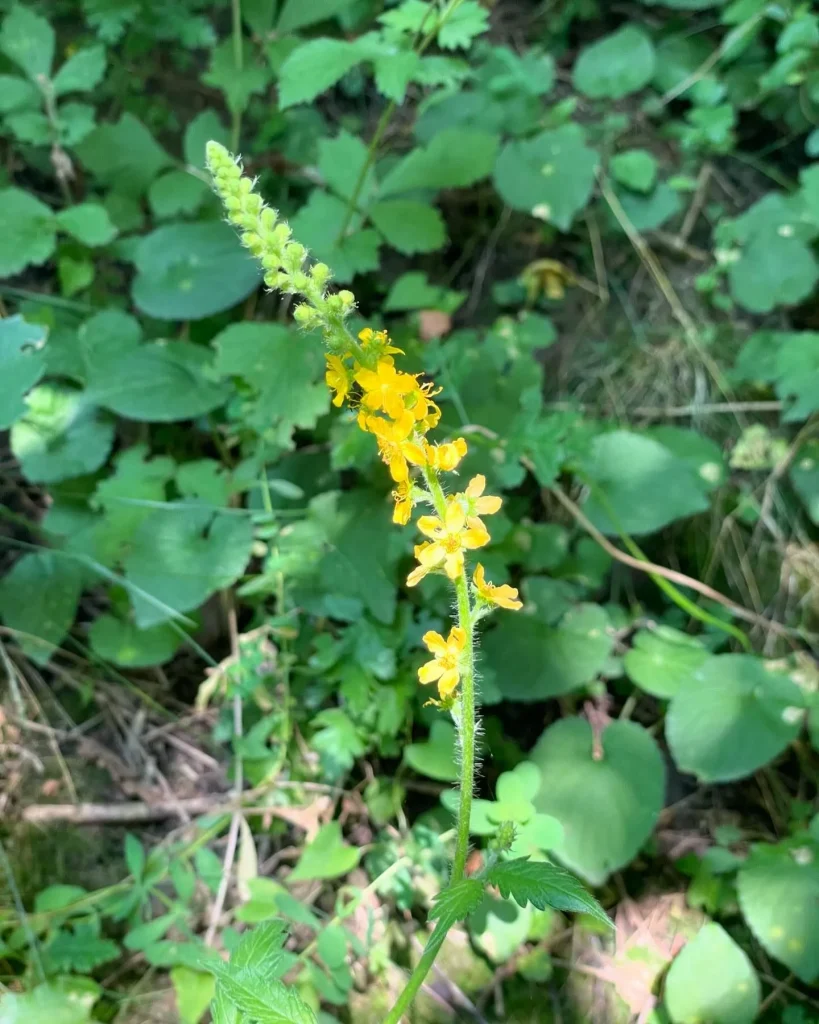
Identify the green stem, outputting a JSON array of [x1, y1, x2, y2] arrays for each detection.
[[230, 0, 243, 151], [451, 572, 475, 884], [382, 922, 450, 1024]]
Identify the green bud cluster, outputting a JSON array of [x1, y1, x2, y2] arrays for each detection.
[[205, 141, 356, 341]]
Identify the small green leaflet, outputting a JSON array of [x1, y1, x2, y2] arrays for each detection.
[[486, 858, 611, 928], [0, 314, 46, 429], [428, 878, 485, 931], [231, 921, 288, 972], [208, 961, 317, 1024], [45, 922, 119, 973]]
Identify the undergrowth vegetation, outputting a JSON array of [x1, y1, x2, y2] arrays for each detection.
[[1, 0, 819, 1021]]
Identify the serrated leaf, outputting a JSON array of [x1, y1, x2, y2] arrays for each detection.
[[0, 4, 54, 79], [278, 38, 364, 108], [573, 26, 656, 99], [210, 965, 317, 1024], [76, 113, 172, 196], [203, 38, 270, 116], [53, 44, 106, 94], [0, 187, 57, 277], [290, 190, 381, 283], [56, 203, 117, 246], [0, 314, 46, 429], [0, 551, 83, 665], [317, 130, 375, 204], [493, 125, 598, 231], [380, 128, 498, 196], [374, 49, 420, 102], [486, 858, 611, 927], [46, 922, 119, 973], [124, 912, 178, 951], [437, 0, 489, 49], [184, 109, 228, 169], [429, 879, 485, 930], [370, 199, 446, 254], [232, 921, 288, 972], [0, 979, 100, 1024]]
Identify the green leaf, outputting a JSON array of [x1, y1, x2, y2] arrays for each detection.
[[486, 858, 611, 927], [580, 430, 710, 536], [664, 923, 760, 1024], [369, 199, 446, 254], [124, 502, 253, 628], [59, 255, 94, 297], [56, 203, 117, 246], [531, 717, 665, 885], [125, 833, 146, 879], [211, 322, 328, 441], [89, 614, 182, 668], [132, 222, 261, 320], [46, 921, 119, 973], [0, 552, 83, 665], [483, 603, 613, 701], [0, 314, 46, 429], [0, 4, 54, 80], [624, 626, 710, 700], [290, 191, 381, 283], [87, 341, 228, 422], [774, 332, 819, 422], [384, 271, 465, 313], [429, 878, 485, 929], [374, 50, 420, 102], [317, 131, 375, 204], [790, 440, 819, 523], [609, 149, 658, 193], [232, 921, 288, 971], [124, 912, 178, 951], [469, 894, 532, 964], [666, 655, 805, 783], [0, 187, 57, 277], [573, 26, 656, 99], [278, 38, 364, 109], [209, 963, 316, 1024], [436, 0, 489, 50], [171, 967, 215, 1024], [380, 128, 498, 196], [0, 73, 39, 112], [643, 425, 727, 490], [493, 125, 598, 230], [76, 113, 172, 196], [276, 0, 355, 32], [203, 38, 270, 116], [148, 170, 209, 219], [5, 108, 50, 144], [729, 230, 819, 314], [184, 109, 228, 169], [289, 822, 360, 883], [53, 44, 106, 94], [404, 719, 459, 782], [0, 979, 99, 1024], [311, 708, 366, 781], [737, 837, 819, 983], [11, 385, 114, 483]]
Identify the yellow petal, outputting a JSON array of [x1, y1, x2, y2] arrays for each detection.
[[406, 564, 430, 587], [417, 515, 443, 539], [403, 442, 427, 467], [444, 500, 466, 534], [418, 659, 445, 684], [475, 495, 502, 515], [387, 454, 408, 482], [448, 626, 466, 650], [419, 542, 446, 567], [438, 668, 460, 698], [355, 367, 380, 391], [466, 475, 485, 499], [494, 585, 523, 610], [473, 563, 487, 591], [422, 631, 448, 656], [444, 551, 463, 579], [462, 526, 490, 549]]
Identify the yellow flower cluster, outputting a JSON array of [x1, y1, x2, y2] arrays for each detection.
[[205, 141, 522, 705]]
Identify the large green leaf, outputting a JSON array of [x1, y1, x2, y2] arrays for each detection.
[[580, 430, 710, 535], [11, 385, 114, 483], [664, 923, 760, 1024], [87, 341, 228, 421], [379, 128, 499, 196], [56, 203, 118, 246], [666, 655, 804, 782], [624, 626, 710, 699], [0, 979, 99, 1024], [729, 231, 818, 314], [573, 26, 656, 99], [76, 113, 172, 195], [171, 967, 215, 1024], [0, 315, 46, 429], [276, 0, 356, 32], [290, 191, 381, 284], [404, 720, 458, 782], [737, 836, 819, 983], [369, 199, 446, 255], [531, 717, 665, 885], [124, 502, 254, 628], [486, 858, 610, 926], [132, 222, 261, 320], [483, 603, 613, 701], [0, 552, 84, 665], [493, 125, 598, 230], [278, 38, 364, 109], [89, 614, 182, 668], [52, 44, 106, 95], [0, 4, 54, 79], [0, 187, 57, 277], [288, 822, 360, 883]]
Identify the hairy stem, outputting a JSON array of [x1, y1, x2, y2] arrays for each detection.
[[382, 922, 450, 1024], [230, 0, 243, 151]]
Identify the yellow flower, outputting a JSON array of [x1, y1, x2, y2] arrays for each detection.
[[418, 626, 467, 699], [409, 501, 490, 583], [424, 437, 468, 472], [356, 359, 419, 420], [392, 479, 413, 525], [461, 474, 502, 529], [366, 412, 426, 482], [473, 563, 523, 610], [358, 327, 402, 355], [325, 354, 349, 407]]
